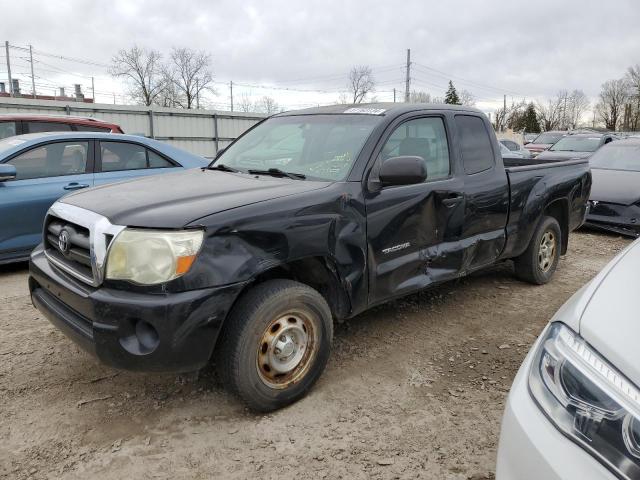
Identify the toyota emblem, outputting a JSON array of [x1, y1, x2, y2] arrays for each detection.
[[58, 230, 70, 254]]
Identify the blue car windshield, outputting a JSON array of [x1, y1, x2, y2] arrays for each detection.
[[213, 114, 381, 181]]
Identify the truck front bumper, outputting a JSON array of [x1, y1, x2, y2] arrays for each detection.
[[29, 244, 246, 373]]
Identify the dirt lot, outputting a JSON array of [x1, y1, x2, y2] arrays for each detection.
[[0, 231, 632, 480]]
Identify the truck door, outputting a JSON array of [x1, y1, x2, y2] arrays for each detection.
[[365, 114, 466, 305], [453, 114, 509, 271]]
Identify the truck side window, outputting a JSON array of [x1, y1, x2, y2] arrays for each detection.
[[455, 115, 494, 175], [381, 117, 450, 180]]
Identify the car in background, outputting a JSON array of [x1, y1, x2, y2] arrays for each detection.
[[499, 142, 530, 161], [523, 133, 539, 144], [500, 139, 532, 158], [524, 131, 567, 156], [0, 132, 208, 264], [0, 114, 124, 139], [496, 237, 640, 480], [536, 133, 615, 161], [585, 138, 640, 237]]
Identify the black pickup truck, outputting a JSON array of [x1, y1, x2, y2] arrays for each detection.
[[29, 103, 591, 411]]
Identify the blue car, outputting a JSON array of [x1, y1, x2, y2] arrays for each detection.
[[0, 132, 209, 264]]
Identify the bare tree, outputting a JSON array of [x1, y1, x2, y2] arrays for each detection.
[[596, 79, 630, 130], [237, 93, 255, 113], [566, 90, 590, 128], [626, 65, 640, 130], [347, 65, 375, 104], [459, 89, 476, 106], [254, 96, 280, 114], [156, 69, 184, 108], [409, 90, 432, 103], [537, 92, 566, 131], [110, 46, 164, 106], [164, 47, 213, 109]]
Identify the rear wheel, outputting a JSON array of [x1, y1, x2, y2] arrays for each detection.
[[216, 279, 333, 412], [514, 216, 561, 284]]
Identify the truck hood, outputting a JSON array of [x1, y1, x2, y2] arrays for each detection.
[[552, 239, 640, 388], [589, 168, 640, 206], [536, 150, 592, 161], [60, 168, 331, 228]]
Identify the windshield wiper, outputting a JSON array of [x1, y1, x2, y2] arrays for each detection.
[[208, 163, 240, 173], [248, 168, 306, 180]]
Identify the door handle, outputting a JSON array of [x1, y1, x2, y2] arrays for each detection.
[[441, 194, 463, 206], [63, 182, 90, 190]]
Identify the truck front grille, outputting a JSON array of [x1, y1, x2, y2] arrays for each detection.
[[44, 215, 95, 284]]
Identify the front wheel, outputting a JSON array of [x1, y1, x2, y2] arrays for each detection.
[[514, 216, 561, 285], [216, 279, 333, 412]]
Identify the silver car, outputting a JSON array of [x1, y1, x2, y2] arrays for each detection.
[[497, 238, 640, 479]]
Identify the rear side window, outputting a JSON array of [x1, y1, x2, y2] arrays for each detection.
[[148, 150, 175, 168], [75, 125, 111, 133], [100, 142, 147, 172], [8, 141, 88, 180], [0, 121, 17, 139], [26, 121, 73, 133], [455, 115, 494, 175], [99, 141, 176, 172]]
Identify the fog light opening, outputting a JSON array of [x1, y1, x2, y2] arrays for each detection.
[[119, 319, 160, 355]]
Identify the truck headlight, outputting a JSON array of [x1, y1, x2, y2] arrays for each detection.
[[529, 323, 640, 479], [105, 229, 204, 285]]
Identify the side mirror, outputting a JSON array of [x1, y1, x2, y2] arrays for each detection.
[[379, 156, 427, 186], [0, 164, 16, 182]]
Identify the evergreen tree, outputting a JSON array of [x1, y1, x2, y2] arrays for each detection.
[[523, 103, 540, 133], [444, 81, 460, 105]]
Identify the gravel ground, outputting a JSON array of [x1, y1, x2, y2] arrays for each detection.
[[0, 230, 632, 480]]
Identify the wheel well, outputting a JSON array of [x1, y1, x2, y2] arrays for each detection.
[[243, 257, 351, 320], [544, 200, 569, 254]]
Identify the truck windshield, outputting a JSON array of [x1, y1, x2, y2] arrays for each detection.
[[550, 136, 601, 152], [213, 114, 381, 181]]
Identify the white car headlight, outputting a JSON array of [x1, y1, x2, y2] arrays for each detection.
[[105, 229, 204, 285], [529, 323, 640, 479]]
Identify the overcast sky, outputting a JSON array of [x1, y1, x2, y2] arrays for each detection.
[[2, 0, 639, 113]]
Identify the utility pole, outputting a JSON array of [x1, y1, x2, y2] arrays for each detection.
[[404, 49, 411, 102], [503, 94, 507, 132], [29, 44, 36, 98], [91, 76, 95, 102], [230, 81, 234, 112], [5, 41, 13, 97]]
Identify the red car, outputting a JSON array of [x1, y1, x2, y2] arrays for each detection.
[[0, 114, 124, 139], [524, 130, 566, 156]]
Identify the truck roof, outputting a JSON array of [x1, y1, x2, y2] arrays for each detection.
[[275, 102, 483, 117]]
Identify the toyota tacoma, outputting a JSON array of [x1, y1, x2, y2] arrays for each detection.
[[29, 103, 592, 411]]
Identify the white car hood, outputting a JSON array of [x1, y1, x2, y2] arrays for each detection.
[[553, 238, 640, 387]]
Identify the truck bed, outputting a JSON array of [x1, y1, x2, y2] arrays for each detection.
[[500, 158, 591, 260]]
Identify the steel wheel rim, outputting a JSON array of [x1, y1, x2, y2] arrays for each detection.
[[538, 230, 556, 273], [256, 311, 319, 389]]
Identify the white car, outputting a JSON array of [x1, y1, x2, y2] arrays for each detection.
[[496, 238, 640, 479]]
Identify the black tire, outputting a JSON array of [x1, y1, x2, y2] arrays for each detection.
[[514, 216, 562, 285], [216, 279, 333, 412]]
